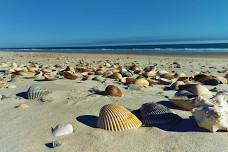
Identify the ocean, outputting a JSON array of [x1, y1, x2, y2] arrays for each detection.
[[1, 43, 228, 55]]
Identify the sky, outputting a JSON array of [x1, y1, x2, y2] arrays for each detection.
[[0, 0, 228, 48]]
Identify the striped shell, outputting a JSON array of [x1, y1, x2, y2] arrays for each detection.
[[97, 104, 142, 131], [139, 103, 182, 126], [27, 85, 50, 100]]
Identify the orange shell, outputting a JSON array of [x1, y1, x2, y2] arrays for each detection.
[[63, 71, 78, 80], [97, 104, 142, 131]]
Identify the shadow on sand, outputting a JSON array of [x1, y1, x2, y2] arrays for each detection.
[[16, 92, 27, 99], [76, 115, 98, 128]]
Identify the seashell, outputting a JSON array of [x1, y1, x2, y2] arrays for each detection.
[[51, 124, 74, 136], [26, 85, 50, 100], [111, 68, 120, 73], [170, 96, 196, 110], [15, 102, 29, 109], [157, 70, 169, 76], [105, 85, 122, 97], [215, 75, 227, 84], [121, 68, 133, 77], [102, 71, 113, 78], [0, 62, 9, 68], [161, 72, 175, 80], [144, 66, 156, 72], [134, 78, 149, 88], [110, 72, 123, 81], [44, 73, 57, 81], [143, 70, 157, 77], [95, 69, 105, 75], [179, 84, 212, 98], [175, 90, 195, 96], [34, 71, 44, 80], [157, 77, 173, 85], [193, 106, 228, 132], [139, 102, 182, 126], [129, 65, 142, 74], [97, 104, 142, 131], [193, 74, 219, 85], [0, 81, 5, 89], [62, 71, 79, 80], [168, 81, 185, 90], [125, 77, 135, 84], [92, 76, 106, 83]]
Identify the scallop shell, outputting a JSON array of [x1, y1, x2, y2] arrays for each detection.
[[105, 85, 122, 97], [134, 78, 149, 88], [51, 124, 74, 136], [97, 104, 142, 131], [193, 106, 228, 132], [139, 102, 182, 126], [26, 85, 50, 100], [179, 84, 212, 98]]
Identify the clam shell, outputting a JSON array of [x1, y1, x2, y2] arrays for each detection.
[[193, 106, 228, 132], [105, 85, 122, 97], [193, 74, 220, 85], [125, 77, 135, 84], [110, 72, 123, 81], [134, 78, 149, 88], [97, 104, 142, 131], [179, 84, 212, 98], [52, 124, 73, 136], [27, 85, 50, 100], [139, 102, 182, 126]]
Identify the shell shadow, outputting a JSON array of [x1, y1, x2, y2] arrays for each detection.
[[76, 115, 98, 128], [151, 116, 207, 132], [88, 88, 105, 96], [16, 92, 27, 99]]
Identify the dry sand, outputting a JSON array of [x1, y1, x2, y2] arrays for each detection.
[[0, 52, 228, 152]]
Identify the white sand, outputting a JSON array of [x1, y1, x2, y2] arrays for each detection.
[[0, 52, 228, 152]]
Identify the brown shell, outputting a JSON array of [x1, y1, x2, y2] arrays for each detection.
[[105, 85, 123, 97], [125, 77, 135, 84], [97, 104, 142, 131], [161, 73, 175, 80], [193, 74, 220, 85], [62, 71, 78, 80]]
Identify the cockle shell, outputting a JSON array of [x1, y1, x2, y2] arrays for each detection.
[[105, 85, 122, 97], [170, 96, 196, 110], [193, 106, 228, 132], [51, 124, 74, 136], [97, 104, 142, 131], [134, 78, 149, 88], [26, 85, 50, 100], [125, 77, 135, 84], [179, 84, 212, 98], [139, 102, 182, 126]]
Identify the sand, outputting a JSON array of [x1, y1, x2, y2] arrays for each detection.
[[0, 52, 228, 152]]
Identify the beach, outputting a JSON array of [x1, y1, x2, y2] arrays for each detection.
[[0, 52, 228, 152]]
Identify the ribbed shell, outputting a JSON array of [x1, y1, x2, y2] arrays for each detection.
[[139, 103, 182, 126], [27, 85, 50, 100], [97, 104, 142, 131]]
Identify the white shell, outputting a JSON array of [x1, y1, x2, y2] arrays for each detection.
[[193, 106, 228, 132], [51, 124, 73, 137]]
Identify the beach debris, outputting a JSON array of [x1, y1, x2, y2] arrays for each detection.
[[26, 84, 50, 100], [139, 102, 182, 126], [105, 85, 122, 97], [15, 102, 29, 109], [193, 106, 228, 132], [46, 140, 62, 149], [97, 104, 142, 131], [179, 84, 212, 98], [51, 124, 74, 137], [134, 78, 149, 88], [62, 71, 79, 80]]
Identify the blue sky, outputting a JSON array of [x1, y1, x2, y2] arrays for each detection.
[[0, 0, 228, 47]]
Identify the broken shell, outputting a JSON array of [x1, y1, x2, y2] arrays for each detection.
[[15, 102, 29, 109], [170, 96, 196, 110], [105, 85, 122, 97], [97, 104, 142, 131], [193, 106, 228, 132], [51, 124, 73, 136], [62, 71, 78, 80], [134, 78, 149, 88], [139, 102, 182, 126], [179, 84, 212, 98]]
